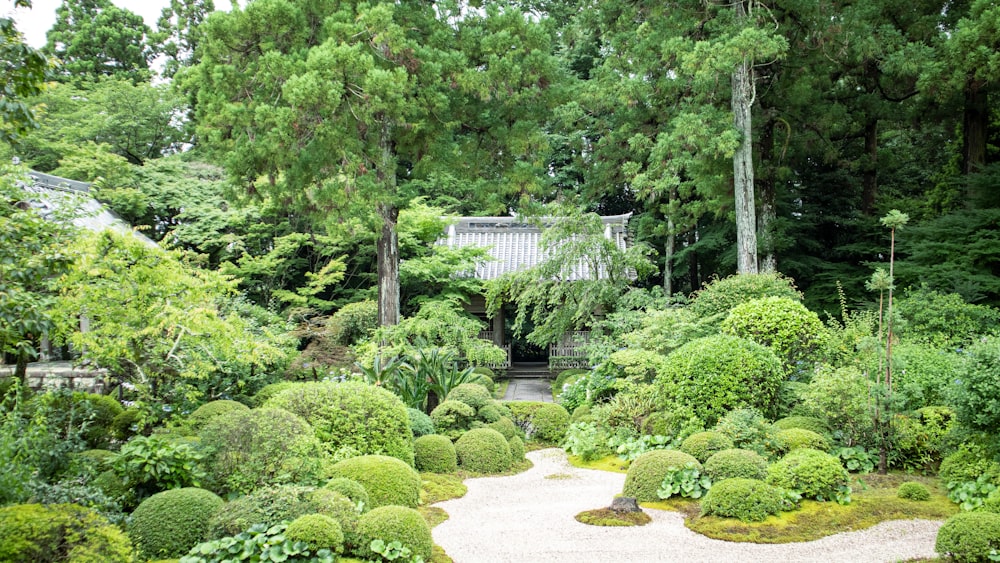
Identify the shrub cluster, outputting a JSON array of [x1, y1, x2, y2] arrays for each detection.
[[704, 449, 769, 481], [701, 478, 786, 522], [689, 273, 801, 319], [354, 506, 433, 562], [414, 434, 458, 473], [325, 455, 421, 509], [129, 487, 224, 559], [0, 503, 133, 563], [455, 428, 513, 474], [775, 428, 830, 453], [447, 383, 493, 410], [430, 400, 477, 440], [680, 431, 734, 463], [207, 486, 357, 541], [767, 448, 850, 502], [623, 450, 702, 502]]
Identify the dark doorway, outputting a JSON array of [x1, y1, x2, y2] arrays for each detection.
[[504, 304, 548, 362]]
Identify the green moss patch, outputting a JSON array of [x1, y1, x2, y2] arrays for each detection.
[[566, 455, 629, 473], [545, 473, 575, 480], [456, 458, 533, 478], [419, 506, 450, 528], [420, 473, 468, 504], [641, 497, 701, 516], [575, 508, 652, 527]]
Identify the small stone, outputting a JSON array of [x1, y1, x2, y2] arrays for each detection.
[[610, 497, 640, 513]]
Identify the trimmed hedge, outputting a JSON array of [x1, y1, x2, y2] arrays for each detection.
[[407, 407, 434, 438], [623, 450, 702, 502], [447, 383, 493, 410], [286, 514, 344, 553], [531, 403, 571, 443], [129, 487, 223, 559], [720, 296, 827, 371], [264, 381, 414, 465], [767, 448, 849, 502], [772, 416, 832, 436], [455, 428, 512, 474], [776, 428, 831, 453], [199, 407, 324, 495], [187, 400, 249, 432], [430, 400, 477, 440], [898, 482, 931, 501], [488, 417, 520, 440], [207, 485, 357, 542], [680, 431, 734, 463], [414, 434, 458, 474], [0, 503, 133, 562], [325, 455, 421, 509], [701, 478, 786, 522], [509, 436, 526, 461], [935, 511, 1000, 562], [323, 478, 370, 510], [354, 506, 432, 561], [704, 449, 769, 481]]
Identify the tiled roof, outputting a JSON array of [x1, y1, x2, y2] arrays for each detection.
[[443, 213, 632, 280]]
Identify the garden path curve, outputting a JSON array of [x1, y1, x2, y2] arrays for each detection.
[[431, 448, 942, 563]]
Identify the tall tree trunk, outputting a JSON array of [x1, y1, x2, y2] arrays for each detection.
[[862, 117, 878, 215], [688, 229, 700, 292], [664, 215, 675, 296], [732, 1, 758, 274], [15, 347, 30, 389], [963, 79, 987, 189], [757, 115, 777, 273], [376, 118, 400, 327]]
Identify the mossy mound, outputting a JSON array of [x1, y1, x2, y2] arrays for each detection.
[[455, 428, 512, 474], [897, 481, 931, 501], [575, 508, 652, 527], [704, 448, 769, 481], [326, 455, 421, 509], [701, 478, 786, 522], [530, 403, 571, 443], [767, 448, 849, 502], [414, 434, 458, 474], [128, 487, 223, 559]]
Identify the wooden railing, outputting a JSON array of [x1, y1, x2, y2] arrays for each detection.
[[549, 331, 590, 358]]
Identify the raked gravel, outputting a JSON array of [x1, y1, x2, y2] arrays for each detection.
[[431, 448, 942, 563]]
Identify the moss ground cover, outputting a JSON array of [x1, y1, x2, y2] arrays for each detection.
[[575, 508, 652, 526], [566, 454, 629, 473]]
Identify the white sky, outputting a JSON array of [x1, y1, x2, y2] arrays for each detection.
[[5, 1, 238, 48]]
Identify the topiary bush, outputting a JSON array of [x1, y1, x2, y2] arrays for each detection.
[[776, 428, 831, 453], [623, 449, 702, 502], [414, 434, 458, 474], [251, 381, 300, 407], [704, 449, 769, 481], [199, 407, 324, 495], [467, 372, 496, 393], [429, 400, 477, 440], [325, 455, 421, 509], [406, 407, 434, 438], [354, 505, 432, 561], [323, 478, 369, 510], [0, 503, 133, 563], [897, 482, 931, 501], [655, 334, 785, 425], [720, 296, 827, 374], [701, 478, 786, 522], [477, 401, 504, 423], [487, 416, 520, 440], [447, 383, 493, 410], [207, 485, 357, 542], [935, 511, 1000, 562], [455, 428, 512, 474], [767, 448, 850, 502], [772, 415, 832, 436], [509, 436, 525, 461], [530, 403, 571, 443], [129, 487, 224, 559], [285, 513, 344, 553], [680, 431, 735, 463], [264, 381, 414, 465], [187, 400, 249, 433], [689, 273, 802, 320]]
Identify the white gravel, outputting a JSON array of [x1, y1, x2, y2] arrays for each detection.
[[431, 448, 942, 563]]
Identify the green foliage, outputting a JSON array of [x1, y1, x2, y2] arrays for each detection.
[[369, 301, 506, 368], [798, 365, 874, 447], [413, 434, 458, 474], [466, 373, 495, 394], [454, 428, 512, 474], [608, 432, 674, 462], [0, 15, 49, 144], [325, 455, 421, 509], [602, 349, 670, 384], [129, 487, 224, 559], [894, 287, 1000, 347], [251, 382, 301, 407], [772, 416, 832, 437], [561, 422, 610, 462], [656, 462, 712, 500], [776, 428, 831, 453], [446, 383, 493, 410], [711, 408, 783, 459], [323, 478, 369, 512], [557, 369, 616, 412], [110, 434, 205, 507], [406, 408, 434, 438], [897, 482, 932, 501], [327, 300, 379, 346], [704, 449, 769, 481], [689, 274, 802, 320], [621, 307, 719, 356], [367, 539, 425, 563], [46, 1, 153, 81], [530, 403, 571, 443], [622, 449, 702, 502], [939, 444, 1000, 487], [833, 446, 877, 474], [198, 407, 325, 496], [0, 503, 133, 563], [487, 417, 520, 440], [935, 512, 1000, 562], [286, 514, 344, 553], [207, 486, 357, 541], [187, 400, 249, 433], [508, 436, 526, 461], [553, 369, 588, 396], [949, 336, 1000, 433], [265, 381, 414, 466], [892, 344, 968, 410], [680, 431, 735, 463], [891, 406, 957, 472], [429, 400, 476, 441], [721, 296, 828, 375], [949, 477, 999, 512], [355, 506, 433, 562], [701, 478, 787, 522], [767, 448, 851, 503], [181, 522, 336, 563], [655, 334, 785, 425]]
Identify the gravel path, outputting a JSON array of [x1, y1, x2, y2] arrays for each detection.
[[432, 448, 942, 563]]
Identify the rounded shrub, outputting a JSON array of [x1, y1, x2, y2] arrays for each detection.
[[33, 391, 124, 449], [323, 478, 370, 509], [129, 487, 223, 559], [721, 296, 827, 371], [680, 431, 735, 463], [326, 299, 378, 346], [531, 403, 571, 443], [447, 383, 493, 410], [286, 514, 344, 553], [455, 428, 512, 474], [407, 407, 434, 438], [414, 434, 458, 473], [776, 428, 831, 453], [767, 448, 849, 501], [325, 455, 421, 509], [467, 372, 496, 393], [897, 482, 931, 501], [199, 407, 324, 495], [430, 400, 476, 440], [701, 478, 786, 522], [690, 273, 802, 319], [939, 444, 1000, 488], [509, 436, 525, 461], [935, 511, 1000, 562], [487, 416, 520, 440], [208, 485, 357, 540], [623, 450, 702, 502], [0, 503, 133, 562], [264, 381, 414, 465], [655, 334, 785, 425], [704, 449, 769, 481], [109, 408, 141, 441], [252, 381, 300, 407], [772, 416, 832, 436], [187, 400, 249, 432], [477, 402, 503, 423], [472, 366, 495, 378], [354, 506, 432, 561]]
